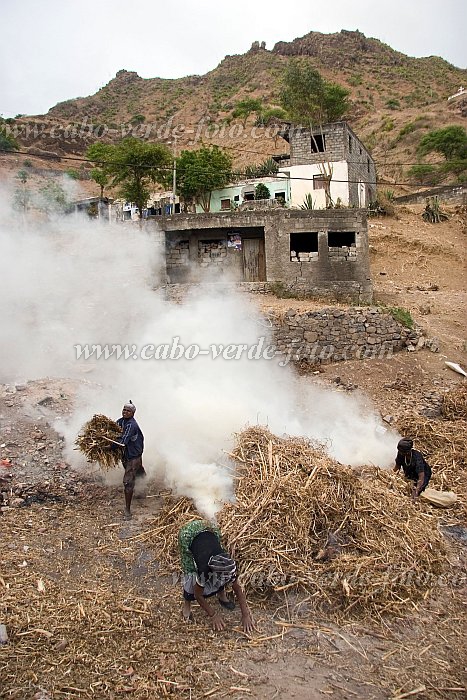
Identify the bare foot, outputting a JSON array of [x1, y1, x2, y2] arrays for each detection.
[[123, 509, 132, 520], [182, 601, 193, 622]]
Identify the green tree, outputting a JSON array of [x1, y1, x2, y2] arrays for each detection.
[[176, 146, 233, 212], [279, 62, 349, 208], [91, 167, 110, 198], [418, 125, 467, 160], [407, 164, 441, 186], [38, 181, 69, 215], [17, 169, 28, 185], [255, 106, 287, 127], [66, 168, 81, 180], [13, 170, 31, 214], [255, 183, 270, 200], [279, 61, 349, 125], [244, 158, 279, 178], [86, 138, 172, 218], [232, 98, 263, 126], [0, 126, 18, 152]]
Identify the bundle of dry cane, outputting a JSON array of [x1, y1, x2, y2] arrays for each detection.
[[75, 414, 123, 470], [145, 426, 447, 618]]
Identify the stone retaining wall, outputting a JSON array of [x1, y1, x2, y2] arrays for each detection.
[[160, 286, 426, 365], [271, 306, 421, 365]]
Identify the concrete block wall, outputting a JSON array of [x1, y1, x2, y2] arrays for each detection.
[[198, 240, 228, 268], [327, 243, 357, 261], [264, 210, 372, 303], [288, 123, 346, 165], [166, 239, 189, 269]]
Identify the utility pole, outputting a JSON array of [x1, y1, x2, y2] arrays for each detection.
[[172, 136, 177, 214]]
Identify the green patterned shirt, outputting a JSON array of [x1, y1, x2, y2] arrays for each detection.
[[178, 520, 222, 574]]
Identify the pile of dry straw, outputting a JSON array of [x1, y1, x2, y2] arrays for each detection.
[[146, 424, 449, 618], [75, 414, 123, 470]]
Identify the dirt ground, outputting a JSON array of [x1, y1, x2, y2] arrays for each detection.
[[1, 205, 466, 699]]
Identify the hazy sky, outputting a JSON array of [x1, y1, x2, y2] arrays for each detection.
[[1, 0, 465, 118]]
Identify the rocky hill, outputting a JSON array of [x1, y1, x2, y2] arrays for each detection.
[[3, 29, 466, 194]]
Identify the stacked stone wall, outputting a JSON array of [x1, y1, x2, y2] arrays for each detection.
[[271, 307, 420, 364]]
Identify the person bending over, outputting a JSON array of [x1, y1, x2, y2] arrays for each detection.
[[178, 520, 254, 633]]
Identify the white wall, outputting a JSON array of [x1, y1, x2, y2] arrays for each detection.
[[280, 162, 350, 209]]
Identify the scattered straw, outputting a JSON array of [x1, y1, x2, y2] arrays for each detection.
[[75, 414, 122, 470], [441, 383, 467, 420]]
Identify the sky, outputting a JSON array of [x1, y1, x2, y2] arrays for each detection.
[[1, 0, 466, 118]]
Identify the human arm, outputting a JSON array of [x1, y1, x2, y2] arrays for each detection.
[[193, 583, 225, 631], [232, 580, 254, 634], [393, 453, 402, 474], [118, 421, 135, 447], [412, 452, 428, 499], [413, 470, 425, 499]]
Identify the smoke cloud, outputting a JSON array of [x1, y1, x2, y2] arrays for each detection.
[[0, 184, 399, 518]]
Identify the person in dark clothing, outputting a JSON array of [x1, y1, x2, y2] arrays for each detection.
[[178, 520, 254, 633], [393, 438, 432, 500], [112, 402, 146, 519]]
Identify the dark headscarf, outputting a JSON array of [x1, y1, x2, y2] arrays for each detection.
[[397, 438, 413, 454]]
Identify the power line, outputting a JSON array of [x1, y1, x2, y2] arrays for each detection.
[[0, 148, 455, 188], [0, 146, 449, 169]]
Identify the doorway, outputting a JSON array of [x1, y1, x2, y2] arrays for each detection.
[[243, 238, 266, 281]]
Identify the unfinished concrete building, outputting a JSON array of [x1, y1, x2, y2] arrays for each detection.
[[276, 121, 377, 209], [152, 208, 373, 303]]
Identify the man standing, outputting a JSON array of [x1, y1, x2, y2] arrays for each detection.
[[115, 401, 145, 519], [393, 438, 432, 500], [178, 520, 254, 633]]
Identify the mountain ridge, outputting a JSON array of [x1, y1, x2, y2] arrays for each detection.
[[5, 28, 466, 193]]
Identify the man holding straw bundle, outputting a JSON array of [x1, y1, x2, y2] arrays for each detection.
[[178, 520, 254, 633], [105, 402, 146, 519]]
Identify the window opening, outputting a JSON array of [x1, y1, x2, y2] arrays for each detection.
[[310, 133, 325, 152], [328, 231, 356, 247], [290, 232, 319, 261]]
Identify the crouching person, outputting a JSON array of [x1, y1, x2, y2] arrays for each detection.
[[393, 438, 432, 500], [178, 520, 254, 633]]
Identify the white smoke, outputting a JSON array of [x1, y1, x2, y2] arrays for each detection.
[[0, 184, 399, 518]]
